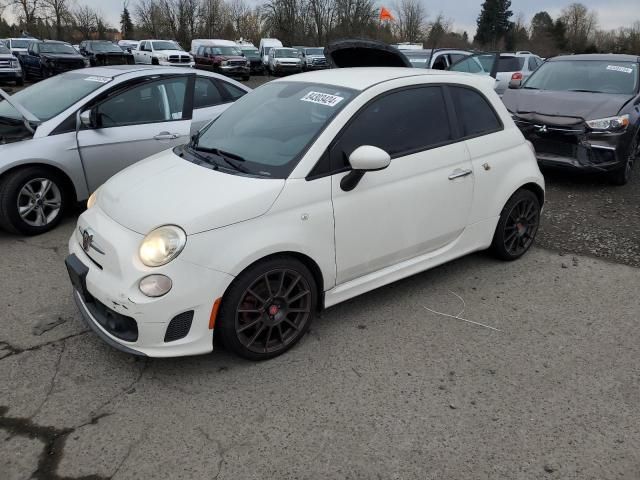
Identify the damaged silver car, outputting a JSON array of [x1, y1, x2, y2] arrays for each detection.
[[502, 54, 640, 185]]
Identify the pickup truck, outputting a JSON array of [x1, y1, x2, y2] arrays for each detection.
[[133, 40, 195, 67]]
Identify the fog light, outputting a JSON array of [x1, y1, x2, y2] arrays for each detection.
[[139, 275, 172, 297]]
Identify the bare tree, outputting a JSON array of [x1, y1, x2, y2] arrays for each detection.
[[73, 4, 96, 39], [306, 0, 335, 45], [394, 0, 426, 43], [10, 0, 42, 28], [41, 0, 72, 39], [561, 3, 598, 52]]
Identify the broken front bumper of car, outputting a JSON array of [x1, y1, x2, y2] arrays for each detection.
[[513, 116, 632, 172]]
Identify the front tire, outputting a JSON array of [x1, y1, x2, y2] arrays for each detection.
[[610, 135, 637, 186], [217, 257, 317, 361], [490, 189, 541, 261], [0, 167, 67, 235]]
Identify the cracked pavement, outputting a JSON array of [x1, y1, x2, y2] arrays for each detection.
[[1, 172, 640, 478]]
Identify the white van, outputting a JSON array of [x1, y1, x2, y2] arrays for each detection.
[[258, 38, 283, 67], [190, 39, 237, 55]]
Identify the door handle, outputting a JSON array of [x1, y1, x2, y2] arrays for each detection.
[[448, 168, 473, 180], [154, 132, 180, 140]]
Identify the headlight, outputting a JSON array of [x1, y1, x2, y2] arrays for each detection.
[[246, 60, 250, 66], [156, 54, 168, 61], [221, 60, 228, 66], [83, 58, 90, 67], [86, 190, 98, 209], [586, 114, 629, 131], [139, 225, 186, 267], [11, 59, 19, 68]]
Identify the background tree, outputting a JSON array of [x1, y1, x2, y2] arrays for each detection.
[[394, 0, 426, 43], [121, 1, 135, 38], [73, 4, 97, 39], [561, 3, 598, 53], [10, 0, 42, 31], [42, 0, 72, 40], [474, 0, 512, 48]]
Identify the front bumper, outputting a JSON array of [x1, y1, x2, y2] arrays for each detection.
[[0, 70, 22, 80], [515, 119, 632, 172], [218, 65, 250, 76], [305, 63, 328, 70], [67, 207, 234, 357], [158, 60, 195, 68], [272, 64, 302, 74]]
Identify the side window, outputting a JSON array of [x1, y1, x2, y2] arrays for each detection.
[[97, 77, 188, 128], [218, 81, 247, 101], [332, 86, 452, 169], [450, 86, 502, 138], [432, 55, 448, 70], [194, 77, 224, 109]]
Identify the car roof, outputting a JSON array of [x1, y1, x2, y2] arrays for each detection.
[[79, 65, 187, 77], [550, 53, 640, 62], [276, 67, 485, 91]]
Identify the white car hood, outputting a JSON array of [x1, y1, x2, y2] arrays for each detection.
[[99, 150, 285, 235], [275, 57, 300, 62]]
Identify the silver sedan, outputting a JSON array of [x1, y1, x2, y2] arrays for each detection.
[[0, 65, 250, 234]]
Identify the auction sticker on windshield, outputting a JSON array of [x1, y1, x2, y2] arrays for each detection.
[[301, 91, 344, 107], [606, 65, 633, 74], [84, 76, 112, 83]]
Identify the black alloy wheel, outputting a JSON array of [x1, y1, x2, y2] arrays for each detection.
[[490, 189, 541, 261], [217, 257, 317, 360]]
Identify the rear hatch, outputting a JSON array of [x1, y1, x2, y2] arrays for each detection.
[[325, 39, 411, 68]]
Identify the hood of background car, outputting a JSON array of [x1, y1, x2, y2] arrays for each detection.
[[325, 39, 411, 68], [41, 53, 84, 60], [98, 150, 285, 235], [502, 89, 632, 120], [214, 55, 244, 61]]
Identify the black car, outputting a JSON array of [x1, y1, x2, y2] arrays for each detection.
[[503, 54, 640, 185], [21, 41, 87, 80], [238, 46, 263, 74], [79, 40, 134, 67]]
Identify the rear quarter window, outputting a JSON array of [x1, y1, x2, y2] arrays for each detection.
[[449, 86, 503, 138], [498, 57, 525, 72]]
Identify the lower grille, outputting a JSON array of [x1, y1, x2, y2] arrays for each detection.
[[85, 298, 138, 342], [168, 55, 191, 63], [164, 311, 194, 342]]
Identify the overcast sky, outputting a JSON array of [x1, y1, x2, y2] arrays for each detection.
[[9, 0, 640, 37]]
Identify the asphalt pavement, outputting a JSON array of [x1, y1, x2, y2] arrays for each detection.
[[1, 73, 640, 480]]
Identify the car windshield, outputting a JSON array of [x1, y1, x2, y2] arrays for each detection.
[[305, 48, 324, 56], [523, 60, 639, 95], [242, 48, 259, 57], [91, 42, 123, 53], [0, 72, 111, 122], [450, 54, 494, 74], [192, 82, 356, 178], [11, 39, 31, 49], [152, 41, 180, 51], [404, 52, 431, 68], [274, 49, 298, 58], [0, 44, 11, 54], [40, 43, 76, 54], [497, 57, 525, 72], [211, 46, 241, 55]]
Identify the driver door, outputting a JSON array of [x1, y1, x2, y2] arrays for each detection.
[[330, 86, 474, 284], [77, 75, 194, 191]]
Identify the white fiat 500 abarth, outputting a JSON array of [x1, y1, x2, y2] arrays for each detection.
[[66, 68, 544, 360]]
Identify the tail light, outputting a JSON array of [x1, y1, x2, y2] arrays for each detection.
[[511, 72, 523, 81]]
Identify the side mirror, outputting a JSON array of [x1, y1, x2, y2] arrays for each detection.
[[79, 109, 96, 128], [508, 79, 522, 89], [341, 145, 391, 192]]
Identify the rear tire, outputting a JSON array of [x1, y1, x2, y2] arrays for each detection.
[[490, 189, 541, 261], [0, 167, 68, 235], [217, 257, 317, 361]]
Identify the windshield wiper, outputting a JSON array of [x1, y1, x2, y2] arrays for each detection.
[[194, 146, 250, 174], [568, 89, 606, 93], [522, 86, 539, 90], [185, 145, 220, 169]]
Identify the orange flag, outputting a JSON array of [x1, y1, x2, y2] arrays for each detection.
[[380, 7, 394, 21]]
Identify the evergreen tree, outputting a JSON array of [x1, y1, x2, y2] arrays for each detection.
[[552, 18, 568, 52], [530, 11, 554, 41], [120, 4, 135, 38], [474, 0, 513, 48]]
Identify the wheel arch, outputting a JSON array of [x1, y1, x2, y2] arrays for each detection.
[[230, 251, 326, 311], [0, 162, 79, 204], [518, 182, 545, 207]]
